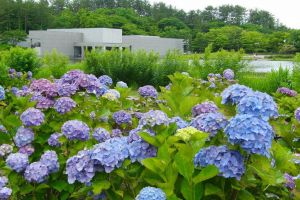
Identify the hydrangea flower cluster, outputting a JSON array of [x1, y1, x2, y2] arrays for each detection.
[[170, 116, 188, 129], [175, 126, 205, 141], [0, 176, 11, 200], [40, 151, 59, 173], [224, 114, 274, 157], [55, 79, 78, 97], [91, 137, 129, 173], [284, 173, 295, 190], [24, 162, 49, 183], [194, 145, 245, 180], [139, 110, 169, 127], [116, 81, 128, 88], [223, 69, 235, 80], [54, 97, 76, 114], [192, 101, 219, 117], [112, 129, 122, 137], [0, 144, 13, 157], [18, 145, 35, 156], [0, 85, 5, 100], [102, 89, 120, 100], [112, 110, 132, 125], [135, 187, 166, 200], [61, 120, 90, 141], [190, 112, 228, 137], [138, 85, 158, 98], [48, 133, 62, 147], [14, 126, 34, 147], [221, 84, 253, 105], [93, 128, 111, 143], [35, 96, 55, 109], [237, 91, 278, 120], [98, 75, 113, 86], [20, 107, 45, 126], [60, 70, 85, 86], [66, 150, 95, 184], [277, 87, 297, 97], [30, 79, 58, 97], [295, 108, 300, 122], [6, 153, 29, 172]]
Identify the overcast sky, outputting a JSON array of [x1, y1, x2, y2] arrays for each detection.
[[148, 0, 300, 29]]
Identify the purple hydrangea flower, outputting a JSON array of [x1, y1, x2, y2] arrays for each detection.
[[66, 150, 95, 184], [136, 187, 166, 200], [8, 68, 16, 74], [6, 153, 29, 172], [27, 71, 33, 80], [0, 187, 12, 200], [194, 145, 245, 180], [295, 108, 300, 122], [112, 110, 132, 125], [223, 69, 235, 80], [221, 84, 253, 105], [18, 144, 35, 156], [165, 83, 172, 90], [224, 114, 274, 157], [36, 96, 55, 109], [112, 129, 122, 137], [24, 161, 49, 183], [54, 97, 76, 114], [116, 81, 128, 88], [277, 87, 297, 97], [139, 110, 169, 127], [60, 70, 85, 86], [90, 111, 96, 120], [14, 126, 34, 147], [192, 102, 219, 117], [190, 112, 228, 137], [20, 107, 45, 126], [61, 120, 90, 141], [284, 173, 295, 190], [48, 133, 62, 147], [170, 116, 188, 129], [30, 79, 57, 97], [138, 85, 158, 98], [0, 86, 5, 100], [91, 137, 129, 173], [40, 150, 59, 173], [11, 87, 19, 95], [0, 176, 8, 188], [16, 71, 23, 78], [56, 82, 78, 97], [98, 75, 113, 86], [215, 74, 222, 79], [0, 144, 13, 157], [93, 128, 111, 143], [237, 91, 278, 121]]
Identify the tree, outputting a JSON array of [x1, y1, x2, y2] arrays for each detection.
[[248, 9, 275, 31], [0, 30, 27, 45]]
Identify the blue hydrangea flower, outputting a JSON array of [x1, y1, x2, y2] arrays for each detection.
[[221, 84, 253, 105], [98, 75, 113, 86], [0, 124, 7, 133], [128, 139, 156, 163], [66, 150, 95, 184], [194, 145, 245, 180], [139, 110, 169, 127], [112, 129, 122, 137], [40, 150, 59, 173], [0, 144, 13, 157], [0, 187, 12, 200], [62, 120, 90, 141], [224, 114, 274, 157], [20, 107, 45, 126], [56, 81, 78, 97], [138, 85, 158, 98], [0, 176, 8, 188], [223, 69, 235, 80], [24, 162, 49, 183], [18, 144, 35, 156], [192, 101, 219, 117], [112, 110, 132, 125], [48, 133, 62, 147], [237, 91, 278, 121], [295, 108, 300, 122], [11, 87, 19, 95], [54, 97, 76, 114], [14, 126, 34, 147], [170, 116, 189, 129], [284, 173, 295, 190], [0, 86, 5, 100], [116, 81, 128, 88], [91, 137, 129, 173], [190, 112, 228, 137], [27, 71, 33, 80], [93, 128, 111, 143], [6, 153, 29, 172], [135, 187, 166, 200]]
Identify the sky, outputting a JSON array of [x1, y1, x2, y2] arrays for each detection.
[[148, 0, 300, 29]]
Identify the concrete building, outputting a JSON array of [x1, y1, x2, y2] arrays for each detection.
[[28, 28, 184, 59]]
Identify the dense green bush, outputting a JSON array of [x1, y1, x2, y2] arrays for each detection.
[[0, 47, 40, 72]]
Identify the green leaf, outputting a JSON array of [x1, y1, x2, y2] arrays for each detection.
[[204, 183, 224, 199], [180, 178, 193, 200], [51, 180, 69, 192], [174, 145, 194, 180], [92, 180, 111, 194], [36, 183, 50, 191], [237, 190, 255, 200], [20, 184, 34, 195], [193, 165, 219, 184], [142, 158, 167, 180], [139, 132, 160, 147]]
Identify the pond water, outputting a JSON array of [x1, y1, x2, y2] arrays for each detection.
[[248, 60, 294, 72]]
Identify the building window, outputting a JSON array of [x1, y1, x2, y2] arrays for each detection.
[[106, 46, 112, 51], [74, 46, 82, 58], [87, 46, 93, 52]]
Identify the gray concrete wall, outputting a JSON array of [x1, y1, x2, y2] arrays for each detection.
[[28, 31, 83, 58], [122, 35, 184, 56]]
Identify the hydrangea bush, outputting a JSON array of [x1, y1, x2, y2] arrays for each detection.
[[0, 70, 299, 200]]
